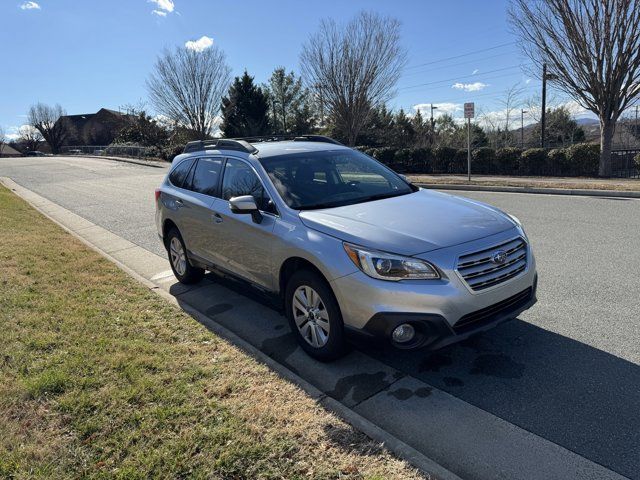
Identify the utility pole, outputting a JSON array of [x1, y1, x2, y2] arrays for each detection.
[[430, 104, 438, 145], [521, 109, 528, 148], [541, 63, 547, 149], [634, 105, 640, 145]]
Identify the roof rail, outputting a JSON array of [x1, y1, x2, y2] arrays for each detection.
[[233, 134, 343, 146], [182, 139, 258, 154]]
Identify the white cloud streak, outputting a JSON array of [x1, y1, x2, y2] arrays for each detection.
[[20, 1, 40, 10], [452, 82, 489, 92], [149, 0, 174, 16], [185, 35, 214, 52]]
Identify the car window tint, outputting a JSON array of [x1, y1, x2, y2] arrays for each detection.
[[222, 158, 274, 213], [191, 158, 223, 197], [168, 158, 195, 188]]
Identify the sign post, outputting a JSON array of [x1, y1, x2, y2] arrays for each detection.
[[464, 102, 475, 182]]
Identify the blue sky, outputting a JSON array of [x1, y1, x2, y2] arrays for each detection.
[[1, 0, 581, 139]]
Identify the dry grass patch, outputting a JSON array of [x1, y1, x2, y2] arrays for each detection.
[[0, 185, 425, 479]]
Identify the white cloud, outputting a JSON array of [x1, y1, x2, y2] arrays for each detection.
[[185, 35, 213, 52], [452, 82, 489, 92], [20, 1, 40, 10], [472, 69, 479, 75], [149, 0, 174, 16], [413, 102, 462, 119]]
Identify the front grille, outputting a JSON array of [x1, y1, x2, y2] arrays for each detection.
[[457, 237, 527, 291], [453, 287, 533, 334]]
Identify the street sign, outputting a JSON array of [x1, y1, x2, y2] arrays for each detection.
[[464, 102, 475, 119]]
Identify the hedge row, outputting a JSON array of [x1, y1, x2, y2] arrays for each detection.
[[357, 143, 602, 177]]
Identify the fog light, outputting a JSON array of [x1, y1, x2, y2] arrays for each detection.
[[392, 323, 415, 344]]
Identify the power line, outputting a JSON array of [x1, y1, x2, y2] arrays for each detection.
[[401, 51, 522, 78], [399, 65, 530, 91], [404, 42, 516, 70]]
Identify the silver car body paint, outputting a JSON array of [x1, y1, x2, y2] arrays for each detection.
[[156, 141, 537, 338]]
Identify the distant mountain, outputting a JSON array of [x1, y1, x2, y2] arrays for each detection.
[[575, 117, 599, 126]]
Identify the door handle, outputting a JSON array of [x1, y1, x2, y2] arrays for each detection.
[[212, 212, 223, 224]]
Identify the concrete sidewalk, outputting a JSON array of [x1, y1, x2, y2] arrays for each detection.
[[2, 176, 628, 480]]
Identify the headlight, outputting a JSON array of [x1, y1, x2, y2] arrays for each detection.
[[343, 243, 440, 281]]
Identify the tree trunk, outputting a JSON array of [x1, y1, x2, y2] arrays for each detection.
[[598, 118, 615, 177]]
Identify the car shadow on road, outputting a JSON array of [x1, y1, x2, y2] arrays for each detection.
[[356, 319, 640, 479], [170, 273, 639, 479]]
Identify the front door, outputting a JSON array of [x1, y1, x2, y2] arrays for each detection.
[[211, 158, 277, 290]]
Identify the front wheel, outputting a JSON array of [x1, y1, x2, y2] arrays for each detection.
[[166, 228, 204, 284], [285, 270, 347, 361]]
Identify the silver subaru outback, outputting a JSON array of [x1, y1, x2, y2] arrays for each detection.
[[155, 136, 537, 361]]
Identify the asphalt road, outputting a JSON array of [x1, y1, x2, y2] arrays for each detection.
[[2, 156, 639, 478]]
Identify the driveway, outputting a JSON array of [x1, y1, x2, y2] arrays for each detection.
[[2, 156, 638, 479]]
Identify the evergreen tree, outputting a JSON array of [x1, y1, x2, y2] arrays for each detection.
[[221, 71, 270, 137], [266, 67, 316, 135], [531, 106, 585, 147]]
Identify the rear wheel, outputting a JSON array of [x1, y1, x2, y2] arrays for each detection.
[[166, 228, 204, 284], [285, 269, 347, 361]]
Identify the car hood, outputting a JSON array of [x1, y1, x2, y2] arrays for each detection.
[[299, 189, 515, 256]]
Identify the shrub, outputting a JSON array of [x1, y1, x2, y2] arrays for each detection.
[[495, 147, 522, 175], [432, 146, 457, 173], [370, 147, 397, 165], [450, 149, 468, 174], [408, 147, 432, 173], [394, 148, 412, 172], [520, 148, 548, 175], [564, 143, 600, 176], [635, 153, 640, 171], [472, 147, 496, 174], [547, 148, 568, 175]]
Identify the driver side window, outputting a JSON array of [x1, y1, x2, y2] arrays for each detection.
[[222, 159, 276, 214]]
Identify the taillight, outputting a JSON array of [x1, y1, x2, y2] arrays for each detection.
[[155, 188, 161, 202]]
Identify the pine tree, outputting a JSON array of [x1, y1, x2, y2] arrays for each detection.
[[266, 67, 316, 135], [221, 71, 270, 137]]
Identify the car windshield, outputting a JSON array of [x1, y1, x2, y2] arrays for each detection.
[[259, 149, 416, 210]]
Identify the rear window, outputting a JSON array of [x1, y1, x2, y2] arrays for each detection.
[[168, 158, 195, 188], [190, 158, 223, 197]]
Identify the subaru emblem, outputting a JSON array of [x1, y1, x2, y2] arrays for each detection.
[[492, 250, 508, 264]]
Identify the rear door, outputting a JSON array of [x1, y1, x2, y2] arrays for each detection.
[[180, 156, 225, 264], [211, 157, 278, 289]]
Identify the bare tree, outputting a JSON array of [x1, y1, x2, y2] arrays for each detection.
[[300, 11, 407, 146], [28, 103, 68, 154], [509, 0, 640, 176], [147, 46, 231, 140], [18, 125, 44, 152]]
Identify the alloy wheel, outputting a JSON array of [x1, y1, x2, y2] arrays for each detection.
[[292, 285, 331, 348], [169, 237, 187, 276]]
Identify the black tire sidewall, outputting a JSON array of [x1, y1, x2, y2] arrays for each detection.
[[166, 228, 204, 284], [285, 269, 346, 361]]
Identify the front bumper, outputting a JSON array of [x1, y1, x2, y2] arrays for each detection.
[[330, 228, 538, 350], [355, 278, 537, 349]]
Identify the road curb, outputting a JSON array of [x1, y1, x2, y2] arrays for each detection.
[[417, 183, 640, 198], [0, 176, 461, 480], [68, 155, 168, 169]]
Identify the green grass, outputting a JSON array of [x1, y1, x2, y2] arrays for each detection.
[[0, 185, 423, 479]]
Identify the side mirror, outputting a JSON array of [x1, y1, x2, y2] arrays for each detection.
[[229, 195, 262, 223]]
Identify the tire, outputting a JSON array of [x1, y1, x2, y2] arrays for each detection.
[[285, 269, 347, 361], [166, 227, 204, 284]]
